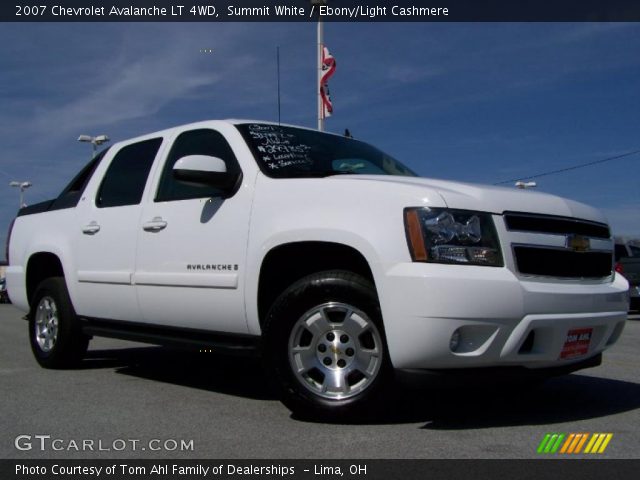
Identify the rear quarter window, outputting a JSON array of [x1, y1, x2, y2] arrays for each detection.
[[50, 148, 110, 211]]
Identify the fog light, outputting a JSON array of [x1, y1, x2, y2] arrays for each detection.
[[450, 330, 461, 352]]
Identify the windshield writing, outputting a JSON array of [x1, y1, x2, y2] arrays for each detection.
[[236, 123, 417, 178]]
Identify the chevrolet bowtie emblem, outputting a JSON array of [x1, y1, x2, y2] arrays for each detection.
[[567, 234, 590, 252]]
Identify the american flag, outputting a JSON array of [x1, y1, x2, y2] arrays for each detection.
[[320, 46, 336, 118]]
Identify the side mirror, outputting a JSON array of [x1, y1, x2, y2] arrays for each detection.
[[173, 155, 237, 191]]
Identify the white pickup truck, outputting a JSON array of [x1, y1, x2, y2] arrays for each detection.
[[6, 120, 629, 418]]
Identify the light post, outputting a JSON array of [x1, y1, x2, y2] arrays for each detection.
[[9, 181, 32, 208], [78, 134, 110, 157], [515, 181, 537, 189]]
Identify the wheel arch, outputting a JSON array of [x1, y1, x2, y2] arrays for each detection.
[[26, 252, 65, 308], [256, 241, 377, 328]]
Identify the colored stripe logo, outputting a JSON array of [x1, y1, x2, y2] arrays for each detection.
[[537, 433, 613, 454]]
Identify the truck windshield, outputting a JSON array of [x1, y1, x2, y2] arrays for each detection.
[[236, 123, 417, 178]]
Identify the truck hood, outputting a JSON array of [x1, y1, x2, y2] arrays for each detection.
[[333, 175, 608, 224]]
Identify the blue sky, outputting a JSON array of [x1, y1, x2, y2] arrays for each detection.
[[0, 22, 639, 257]]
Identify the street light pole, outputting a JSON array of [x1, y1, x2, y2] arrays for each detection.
[[78, 134, 110, 158], [9, 181, 32, 208]]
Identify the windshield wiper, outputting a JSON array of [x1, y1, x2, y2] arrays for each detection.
[[284, 170, 356, 178], [323, 170, 357, 177]]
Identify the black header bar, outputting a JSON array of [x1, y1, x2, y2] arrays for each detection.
[[3, 0, 640, 22]]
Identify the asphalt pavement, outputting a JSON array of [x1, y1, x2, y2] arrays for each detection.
[[1, 304, 638, 459]]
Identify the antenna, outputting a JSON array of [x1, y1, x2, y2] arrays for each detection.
[[277, 46, 281, 125]]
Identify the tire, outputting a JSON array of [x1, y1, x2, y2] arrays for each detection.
[[29, 277, 89, 369], [263, 270, 392, 420]]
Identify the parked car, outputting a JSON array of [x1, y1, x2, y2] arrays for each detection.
[[615, 237, 640, 311], [0, 277, 9, 304], [5, 120, 629, 418]]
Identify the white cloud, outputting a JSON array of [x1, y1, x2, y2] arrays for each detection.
[[32, 39, 220, 136], [1, 24, 267, 145]]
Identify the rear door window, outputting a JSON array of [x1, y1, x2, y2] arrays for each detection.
[[96, 138, 162, 208]]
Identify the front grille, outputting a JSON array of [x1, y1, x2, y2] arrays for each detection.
[[513, 246, 612, 278], [504, 213, 610, 239], [504, 212, 612, 279]]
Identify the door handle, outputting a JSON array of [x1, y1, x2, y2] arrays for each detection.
[[82, 222, 100, 235], [143, 217, 168, 232]]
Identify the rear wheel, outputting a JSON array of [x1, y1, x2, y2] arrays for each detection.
[[263, 270, 391, 420], [29, 277, 89, 368]]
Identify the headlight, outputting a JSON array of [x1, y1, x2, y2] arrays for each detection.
[[404, 208, 503, 267]]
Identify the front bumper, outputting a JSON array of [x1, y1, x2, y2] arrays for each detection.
[[379, 263, 628, 370], [395, 353, 602, 388]]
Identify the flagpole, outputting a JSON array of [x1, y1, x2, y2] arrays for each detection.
[[276, 45, 281, 125], [317, 5, 324, 131]]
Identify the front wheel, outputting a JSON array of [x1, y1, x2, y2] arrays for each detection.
[[29, 277, 89, 369], [263, 271, 391, 420]]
